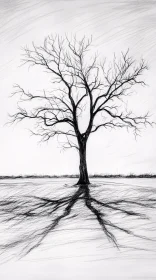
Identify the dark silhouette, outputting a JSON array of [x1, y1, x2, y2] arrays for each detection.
[[11, 35, 153, 184]]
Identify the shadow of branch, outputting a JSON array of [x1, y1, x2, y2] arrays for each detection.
[[0, 183, 156, 258]]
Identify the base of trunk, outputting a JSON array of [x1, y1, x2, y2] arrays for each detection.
[[77, 140, 90, 185], [76, 177, 90, 185]]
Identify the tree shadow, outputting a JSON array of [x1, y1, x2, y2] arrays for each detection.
[[0, 183, 156, 258]]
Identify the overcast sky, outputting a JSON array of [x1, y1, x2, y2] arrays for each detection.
[[0, 0, 156, 175]]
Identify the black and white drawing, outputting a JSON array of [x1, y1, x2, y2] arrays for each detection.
[[0, 1, 156, 279]]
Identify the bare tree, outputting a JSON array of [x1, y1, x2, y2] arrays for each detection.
[[11, 35, 152, 184]]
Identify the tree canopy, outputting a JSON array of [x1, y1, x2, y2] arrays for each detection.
[[11, 35, 153, 184]]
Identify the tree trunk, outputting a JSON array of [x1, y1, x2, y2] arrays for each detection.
[[76, 139, 90, 185]]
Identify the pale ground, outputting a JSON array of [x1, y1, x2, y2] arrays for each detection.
[[0, 178, 156, 280]]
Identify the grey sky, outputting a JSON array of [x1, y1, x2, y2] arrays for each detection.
[[0, 0, 156, 175]]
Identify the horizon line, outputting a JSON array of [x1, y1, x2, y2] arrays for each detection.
[[0, 173, 156, 179]]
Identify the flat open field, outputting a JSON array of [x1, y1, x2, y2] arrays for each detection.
[[0, 178, 156, 280]]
